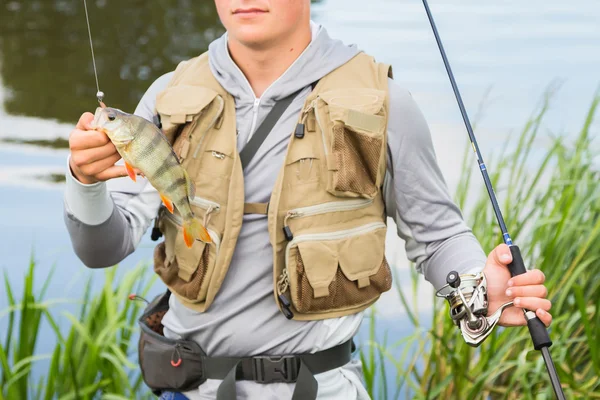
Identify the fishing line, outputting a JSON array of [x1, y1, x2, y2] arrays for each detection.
[[420, 1, 566, 398], [83, 0, 105, 107]]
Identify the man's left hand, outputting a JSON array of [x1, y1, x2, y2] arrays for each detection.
[[483, 243, 552, 327]]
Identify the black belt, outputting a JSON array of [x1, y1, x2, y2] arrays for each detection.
[[203, 339, 355, 400], [140, 291, 353, 399]]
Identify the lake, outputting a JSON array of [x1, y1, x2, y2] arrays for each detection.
[[1, 0, 599, 397]]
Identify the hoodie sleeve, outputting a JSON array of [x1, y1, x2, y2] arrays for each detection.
[[62, 72, 173, 268], [383, 79, 487, 291]]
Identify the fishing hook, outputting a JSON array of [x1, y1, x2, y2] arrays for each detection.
[[420, 1, 565, 398]]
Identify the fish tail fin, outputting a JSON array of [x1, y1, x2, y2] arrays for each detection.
[[182, 219, 212, 248], [183, 169, 196, 201]]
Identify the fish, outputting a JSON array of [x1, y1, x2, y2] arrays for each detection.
[[91, 106, 212, 247]]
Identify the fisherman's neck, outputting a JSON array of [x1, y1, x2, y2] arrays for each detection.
[[228, 27, 312, 98]]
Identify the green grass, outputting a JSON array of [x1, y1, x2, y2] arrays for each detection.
[[1, 89, 598, 399], [360, 88, 600, 399], [0, 259, 156, 400]]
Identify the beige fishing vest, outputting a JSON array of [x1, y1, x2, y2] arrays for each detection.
[[153, 51, 393, 321]]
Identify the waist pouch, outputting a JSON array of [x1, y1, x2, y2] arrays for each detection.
[[138, 290, 355, 399]]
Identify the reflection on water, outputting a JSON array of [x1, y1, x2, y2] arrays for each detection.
[[0, 0, 225, 122], [1, 137, 69, 149], [38, 173, 66, 183]]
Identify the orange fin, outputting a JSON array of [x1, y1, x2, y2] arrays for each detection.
[[124, 162, 136, 182], [160, 194, 174, 214], [198, 225, 212, 243], [182, 219, 212, 248], [183, 226, 194, 248]]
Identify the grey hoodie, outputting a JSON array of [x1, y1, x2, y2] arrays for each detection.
[[63, 22, 486, 399]]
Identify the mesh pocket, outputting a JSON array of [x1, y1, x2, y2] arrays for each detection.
[[294, 250, 392, 313], [331, 122, 383, 197], [154, 242, 210, 302], [145, 310, 167, 336]]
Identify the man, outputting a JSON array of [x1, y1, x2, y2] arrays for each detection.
[[64, 1, 552, 399]]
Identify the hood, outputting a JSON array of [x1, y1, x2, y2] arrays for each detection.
[[207, 21, 360, 105]]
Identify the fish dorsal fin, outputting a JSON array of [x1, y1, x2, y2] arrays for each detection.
[[183, 169, 195, 201]]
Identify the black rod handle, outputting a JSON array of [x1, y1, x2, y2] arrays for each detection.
[[508, 244, 528, 275], [508, 245, 552, 350]]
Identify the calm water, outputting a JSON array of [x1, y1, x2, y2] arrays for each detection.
[[0, 0, 599, 396]]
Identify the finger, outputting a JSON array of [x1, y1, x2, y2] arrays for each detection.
[[80, 153, 122, 176], [76, 112, 95, 130], [70, 129, 111, 150], [505, 284, 548, 299], [71, 141, 118, 166], [489, 243, 512, 265], [514, 297, 552, 312], [536, 309, 552, 327], [94, 165, 144, 181], [94, 165, 131, 181], [507, 269, 545, 287]]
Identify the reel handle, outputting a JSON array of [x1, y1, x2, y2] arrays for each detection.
[[447, 271, 461, 288], [508, 245, 552, 350]]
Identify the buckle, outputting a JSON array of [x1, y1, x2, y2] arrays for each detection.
[[252, 355, 299, 383]]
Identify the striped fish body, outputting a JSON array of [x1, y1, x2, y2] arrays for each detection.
[[91, 106, 211, 246]]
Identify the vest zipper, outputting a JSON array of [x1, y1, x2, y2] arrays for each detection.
[[277, 221, 386, 318], [190, 197, 221, 213], [248, 98, 261, 142], [282, 198, 374, 242], [192, 97, 226, 159]]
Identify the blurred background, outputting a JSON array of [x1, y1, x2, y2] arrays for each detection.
[[1, 0, 598, 399]]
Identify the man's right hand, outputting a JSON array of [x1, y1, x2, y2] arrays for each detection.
[[69, 112, 129, 184]]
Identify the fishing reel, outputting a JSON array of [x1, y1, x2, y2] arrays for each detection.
[[436, 271, 514, 347]]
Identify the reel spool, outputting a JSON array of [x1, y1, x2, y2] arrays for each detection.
[[436, 271, 514, 346]]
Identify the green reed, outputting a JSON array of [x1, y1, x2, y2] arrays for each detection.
[[0, 260, 156, 400], [360, 87, 600, 399]]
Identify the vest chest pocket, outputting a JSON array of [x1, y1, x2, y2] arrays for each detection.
[[281, 222, 392, 315], [153, 203, 221, 304], [155, 85, 223, 159], [313, 89, 387, 199]]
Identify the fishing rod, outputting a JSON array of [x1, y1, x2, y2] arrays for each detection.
[[420, 1, 566, 398]]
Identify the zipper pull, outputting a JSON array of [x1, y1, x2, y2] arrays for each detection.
[[277, 269, 294, 319], [171, 343, 182, 367], [278, 294, 294, 319], [128, 294, 149, 304], [283, 211, 300, 241], [295, 123, 305, 139], [283, 226, 293, 241]]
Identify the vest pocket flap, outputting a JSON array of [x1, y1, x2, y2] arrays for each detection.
[[174, 235, 207, 282], [329, 106, 386, 135], [338, 226, 386, 283], [285, 139, 318, 165], [319, 88, 386, 119], [156, 85, 219, 121], [296, 241, 339, 297]]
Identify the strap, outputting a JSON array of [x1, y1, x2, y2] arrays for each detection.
[[208, 340, 353, 400], [243, 202, 269, 215], [239, 88, 304, 170]]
